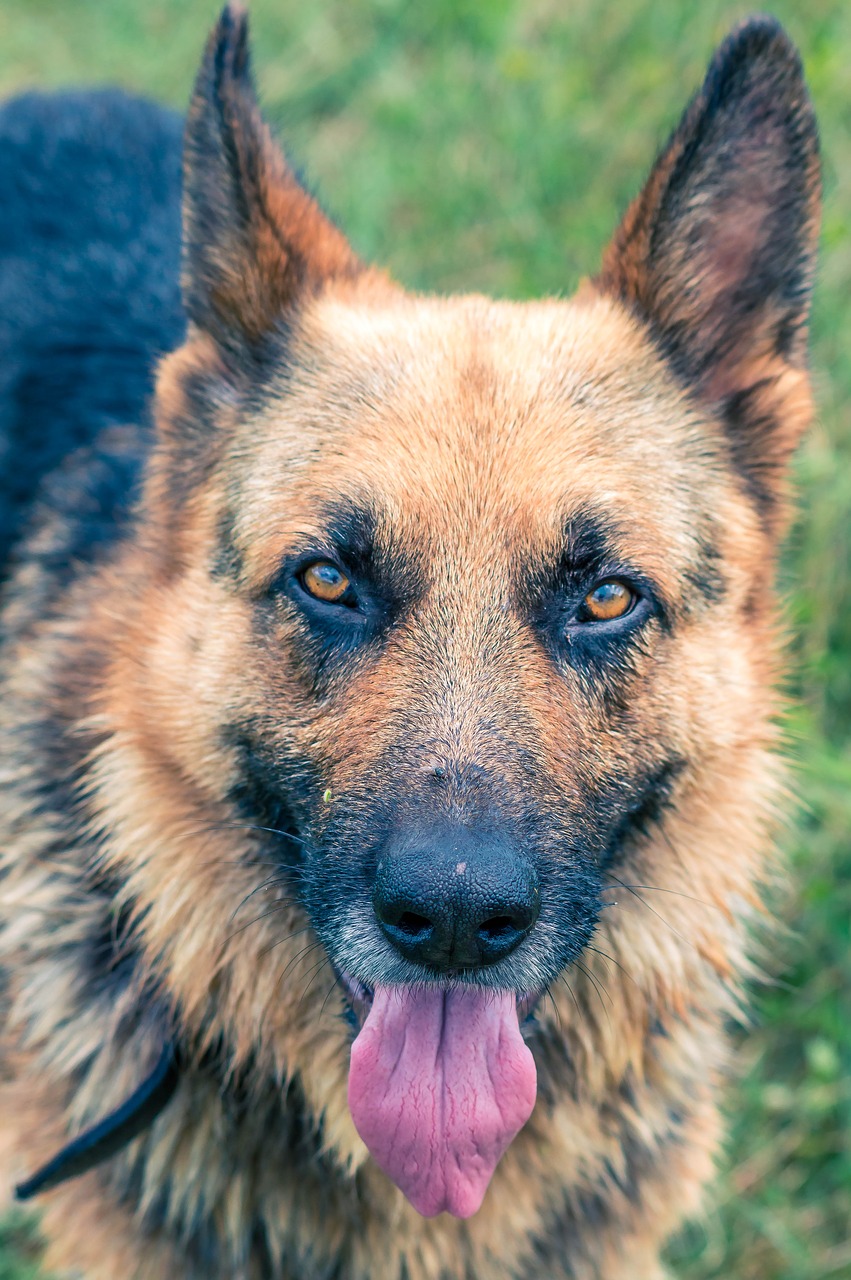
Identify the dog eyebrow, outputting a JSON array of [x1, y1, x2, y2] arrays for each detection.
[[521, 509, 635, 604], [523, 507, 722, 620], [304, 496, 426, 607], [319, 498, 382, 576], [557, 511, 625, 585], [14, 1042, 178, 1201]]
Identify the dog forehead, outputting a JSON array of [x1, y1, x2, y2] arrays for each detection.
[[234, 287, 729, 576]]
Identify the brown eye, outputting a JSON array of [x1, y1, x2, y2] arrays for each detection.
[[301, 561, 354, 605], [582, 579, 636, 622]]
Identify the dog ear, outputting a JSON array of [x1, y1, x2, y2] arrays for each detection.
[[597, 17, 821, 521], [182, 4, 360, 361]]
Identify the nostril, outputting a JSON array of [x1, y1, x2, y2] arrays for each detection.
[[396, 911, 433, 939], [477, 916, 517, 942]]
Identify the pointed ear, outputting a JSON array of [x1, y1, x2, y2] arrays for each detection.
[[597, 17, 821, 521], [182, 4, 361, 360]]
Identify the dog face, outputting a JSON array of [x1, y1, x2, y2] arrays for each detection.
[[172, 291, 750, 1002], [94, 5, 818, 1222]]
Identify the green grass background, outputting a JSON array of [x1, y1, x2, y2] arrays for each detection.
[[0, 1, 848, 1276]]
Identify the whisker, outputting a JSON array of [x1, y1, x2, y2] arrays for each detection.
[[575, 960, 612, 1025], [258, 923, 313, 960], [319, 977, 343, 1022], [276, 940, 325, 992], [182, 822, 309, 846], [556, 972, 586, 1030], [544, 988, 563, 1033], [603, 873, 697, 949], [221, 904, 293, 947], [194, 859, 304, 879], [229, 876, 296, 922], [298, 957, 332, 1009], [604, 877, 717, 911], [585, 944, 641, 991]]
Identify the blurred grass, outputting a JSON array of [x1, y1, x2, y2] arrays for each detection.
[[0, 1, 848, 1277]]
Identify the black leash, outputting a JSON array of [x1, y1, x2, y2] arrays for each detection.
[[15, 1042, 179, 1200]]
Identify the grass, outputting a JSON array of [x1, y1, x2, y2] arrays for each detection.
[[0, 1, 848, 1276]]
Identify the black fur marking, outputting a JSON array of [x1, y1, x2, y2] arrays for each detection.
[[523, 510, 632, 604], [15, 1043, 179, 1201], [223, 725, 314, 879], [84, 899, 142, 1003], [522, 510, 667, 681], [11, 430, 148, 600], [684, 533, 725, 607], [523, 1114, 687, 1276], [272, 496, 427, 612], [210, 505, 244, 583], [525, 509, 668, 619], [527, 1020, 578, 1110], [307, 742, 607, 997], [182, 5, 257, 356], [322, 499, 385, 580], [721, 382, 790, 519], [263, 497, 428, 687], [601, 758, 686, 868], [120, 1061, 345, 1279]]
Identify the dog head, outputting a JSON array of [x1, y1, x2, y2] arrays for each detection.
[[99, 4, 819, 1218]]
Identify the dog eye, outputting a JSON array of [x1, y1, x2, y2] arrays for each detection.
[[300, 561, 357, 606], [580, 579, 636, 622]]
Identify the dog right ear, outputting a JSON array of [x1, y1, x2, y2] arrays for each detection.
[[182, 4, 360, 364], [597, 17, 820, 525]]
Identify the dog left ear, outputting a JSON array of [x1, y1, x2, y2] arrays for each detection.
[[182, 4, 361, 362], [597, 17, 821, 522]]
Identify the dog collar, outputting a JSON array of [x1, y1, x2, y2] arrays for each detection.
[[15, 1042, 178, 1200]]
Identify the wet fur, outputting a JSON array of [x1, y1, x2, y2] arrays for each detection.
[[0, 8, 819, 1279]]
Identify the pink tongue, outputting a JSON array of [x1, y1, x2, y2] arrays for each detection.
[[348, 985, 536, 1218]]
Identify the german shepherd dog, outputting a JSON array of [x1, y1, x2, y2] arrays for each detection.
[[0, 6, 820, 1278]]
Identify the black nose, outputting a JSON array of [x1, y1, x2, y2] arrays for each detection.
[[373, 827, 540, 972]]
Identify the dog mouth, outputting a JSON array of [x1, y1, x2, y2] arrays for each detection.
[[337, 970, 375, 1027], [337, 969, 539, 1219], [337, 969, 541, 1028]]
